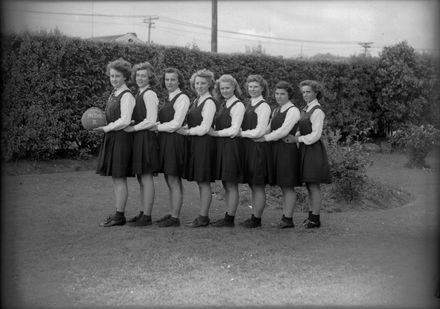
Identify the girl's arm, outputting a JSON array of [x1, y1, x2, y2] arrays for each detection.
[[241, 103, 271, 139], [298, 109, 325, 145], [187, 99, 216, 136], [157, 95, 190, 132], [101, 92, 135, 132], [215, 102, 245, 137], [264, 107, 300, 141], [132, 91, 159, 131]]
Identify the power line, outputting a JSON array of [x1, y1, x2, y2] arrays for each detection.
[[14, 8, 362, 46]]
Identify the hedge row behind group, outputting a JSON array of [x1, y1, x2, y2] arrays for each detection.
[[1, 32, 438, 160]]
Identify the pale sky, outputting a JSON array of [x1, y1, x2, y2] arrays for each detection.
[[2, 0, 439, 58]]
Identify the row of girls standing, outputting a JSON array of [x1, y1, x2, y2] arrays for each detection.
[[94, 58, 331, 229]]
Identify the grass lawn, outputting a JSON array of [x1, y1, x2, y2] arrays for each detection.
[[1, 151, 439, 308]]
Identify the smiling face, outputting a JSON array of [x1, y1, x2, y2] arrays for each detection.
[[219, 81, 235, 100], [164, 72, 179, 93], [194, 76, 210, 96], [247, 81, 263, 98], [109, 68, 126, 89], [301, 85, 317, 103], [275, 88, 289, 106], [135, 69, 150, 88]]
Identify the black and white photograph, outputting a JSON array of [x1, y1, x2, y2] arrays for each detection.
[[1, 0, 439, 308]]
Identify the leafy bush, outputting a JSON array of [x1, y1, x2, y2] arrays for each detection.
[[1, 31, 439, 160], [390, 123, 440, 168], [324, 129, 372, 201]]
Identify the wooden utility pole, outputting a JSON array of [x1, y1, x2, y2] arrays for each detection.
[[358, 42, 373, 56], [211, 0, 218, 52], [143, 16, 159, 44]]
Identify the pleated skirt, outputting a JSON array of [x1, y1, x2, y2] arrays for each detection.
[[96, 131, 134, 178]]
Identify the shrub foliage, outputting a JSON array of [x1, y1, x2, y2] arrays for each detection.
[[1, 32, 439, 161]]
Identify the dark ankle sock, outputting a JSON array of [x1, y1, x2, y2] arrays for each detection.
[[310, 214, 320, 222], [225, 212, 235, 222], [282, 215, 293, 222], [116, 211, 124, 217], [308, 211, 312, 219], [142, 214, 151, 220], [252, 215, 261, 223], [198, 215, 209, 222]]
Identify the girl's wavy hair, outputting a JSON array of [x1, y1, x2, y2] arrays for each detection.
[[131, 62, 157, 87], [106, 58, 132, 81], [275, 81, 294, 99], [189, 69, 215, 92], [160, 67, 186, 90], [299, 80, 324, 100], [245, 74, 270, 98], [213, 74, 243, 102]]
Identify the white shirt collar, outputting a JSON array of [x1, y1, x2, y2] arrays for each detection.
[[168, 88, 181, 100], [198, 92, 211, 103], [226, 95, 238, 107], [305, 99, 320, 111], [251, 95, 264, 105], [114, 84, 129, 95], [139, 85, 150, 93], [280, 101, 294, 112]]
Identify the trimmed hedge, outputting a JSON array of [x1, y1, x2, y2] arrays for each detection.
[[1, 32, 438, 160]]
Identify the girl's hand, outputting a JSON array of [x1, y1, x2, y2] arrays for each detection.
[[283, 134, 298, 143], [93, 126, 106, 133], [149, 124, 158, 132], [208, 128, 217, 136], [176, 127, 189, 135], [231, 128, 241, 138], [124, 126, 135, 133], [253, 136, 266, 142]]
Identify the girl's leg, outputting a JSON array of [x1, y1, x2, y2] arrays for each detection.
[[211, 181, 237, 227], [112, 177, 128, 212], [281, 187, 297, 218], [198, 181, 212, 217], [164, 174, 183, 218], [224, 181, 239, 216], [304, 182, 322, 228], [276, 186, 296, 228], [239, 184, 265, 228], [187, 182, 212, 227], [138, 173, 155, 216], [100, 177, 128, 227], [251, 185, 266, 218], [307, 182, 322, 215]]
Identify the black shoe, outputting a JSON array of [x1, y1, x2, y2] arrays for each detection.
[[275, 216, 294, 229], [211, 218, 234, 227], [128, 215, 152, 227], [303, 211, 312, 224], [186, 216, 210, 228], [239, 215, 261, 228], [211, 213, 234, 227], [158, 216, 180, 227], [100, 213, 126, 227], [127, 211, 144, 223], [303, 219, 321, 229], [155, 214, 171, 223]]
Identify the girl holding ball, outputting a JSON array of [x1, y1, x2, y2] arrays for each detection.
[[95, 58, 136, 227]]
